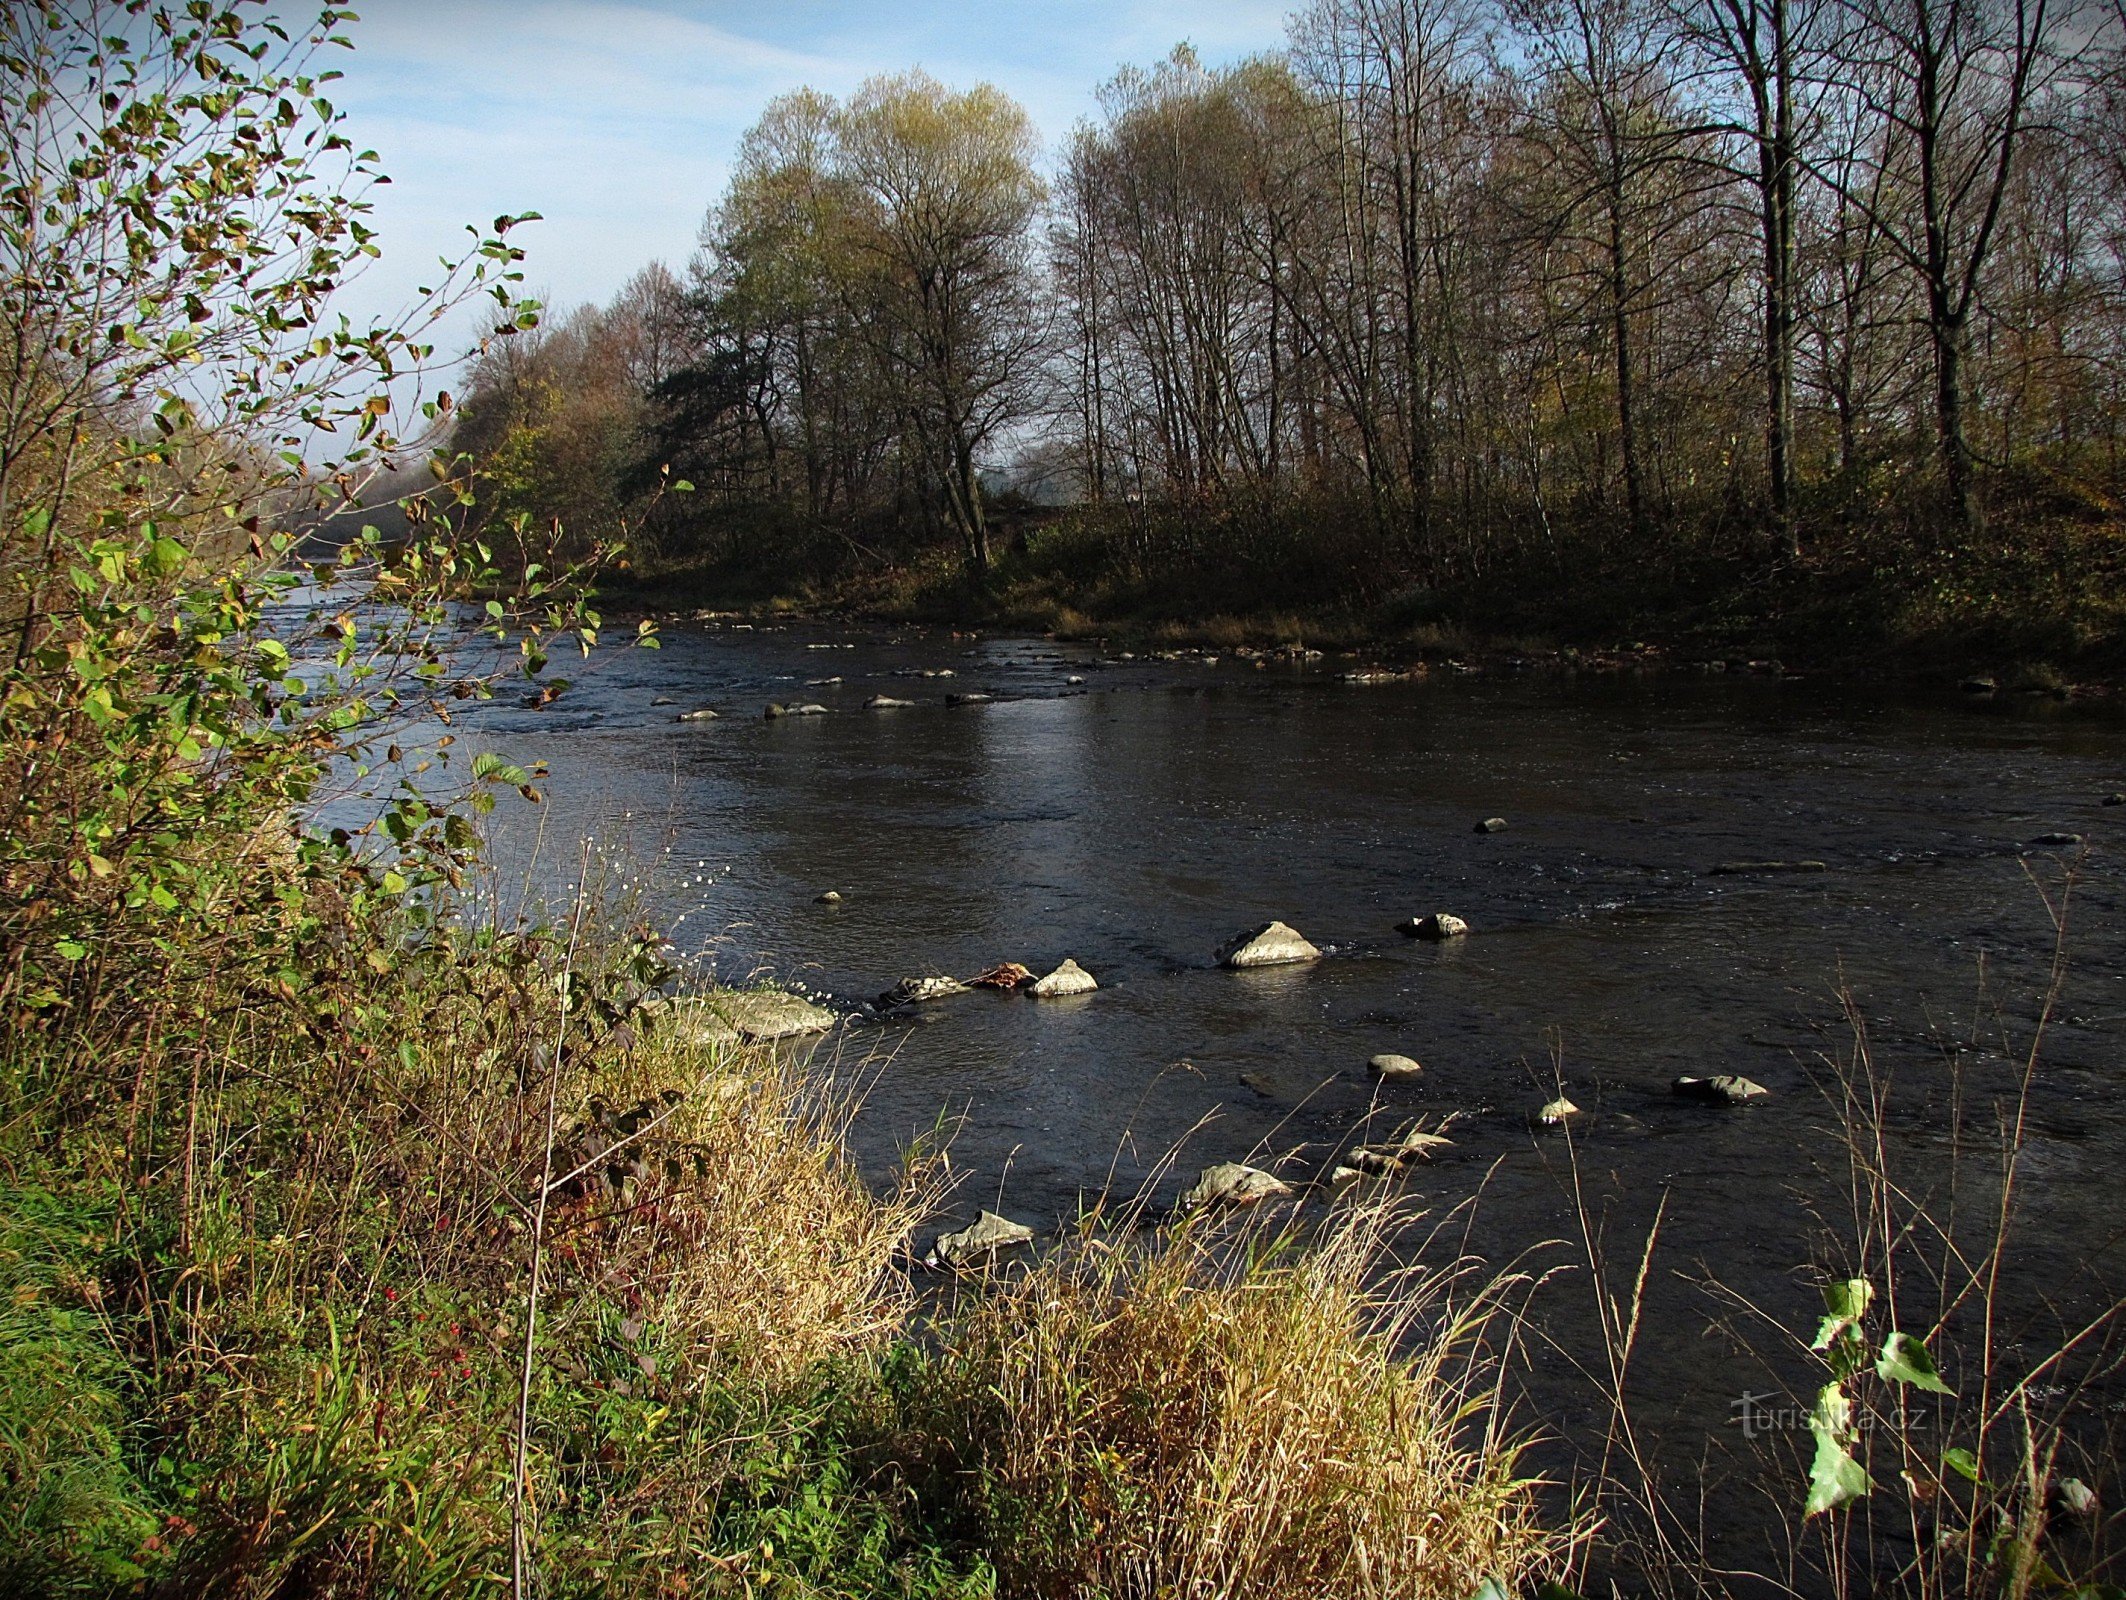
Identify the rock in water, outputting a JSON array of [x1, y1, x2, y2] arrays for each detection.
[[676, 708, 719, 721], [662, 997, 739, 1048], [1368, 1053, 1423, 1080], [709, 989, 837, 1043], [1961, 676, 1998, 693], [1475, 817, 1508, 833], [764, 702, 829, 719], [945, 691, 992, 706], [1399, 913, 1469, 939], [1390, 1124, 1454, 1160], [865, 695, 915, 709], [1345, 1124, 1455, 1174], [1218, 920, 1321, 968], [1180, 1162, 1293, 1210], [2103, 793, 2125, 807], [815, 890, 843, 905], [1672, 1074, 1769, 1105], [881, 975, 969, 1006], [2027, 832, 2083, 849], [1538, 1097, 1581, 1126], [929, 1210, 1034, 1269], [1030, 958, 1098, 997], [970, 962, 1033, 989]]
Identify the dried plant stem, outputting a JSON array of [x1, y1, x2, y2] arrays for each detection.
[[512, 841, 593, 1600]]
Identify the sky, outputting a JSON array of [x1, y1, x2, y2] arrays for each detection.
[[328, 0, 1294, 355]]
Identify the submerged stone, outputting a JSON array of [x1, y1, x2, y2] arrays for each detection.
[[1368, 1053, 1424, 1080], [1672, 1074, 1769, 1105], [1399, 913, 1469, 939], [881, 975, 969, 1005]]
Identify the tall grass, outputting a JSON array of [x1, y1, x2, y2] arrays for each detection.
[[916, 1200, 1569, 1600]]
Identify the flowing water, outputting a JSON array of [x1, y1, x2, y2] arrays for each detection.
[[457, 617, 2126, 1558]]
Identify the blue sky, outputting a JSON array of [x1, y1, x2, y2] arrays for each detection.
[[329, 0, 1293, 353]]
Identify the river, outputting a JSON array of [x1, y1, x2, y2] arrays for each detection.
[[461, 616, 2125, 1566]]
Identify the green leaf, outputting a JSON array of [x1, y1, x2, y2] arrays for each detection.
[[1877, 1331, 1952, 1394], [54, 939, 88, 961], [1805, 1431, 1872, 1516], [145, 535, 189, 577], [1942, 1447, 1981, 1484], [1812, 1278, 1872, 1351]]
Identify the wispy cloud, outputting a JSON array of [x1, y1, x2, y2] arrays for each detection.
[[329, 0, 1293, 347]]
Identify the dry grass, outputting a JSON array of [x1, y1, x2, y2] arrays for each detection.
[[922, 1198, 1569, 1600], [558, 1026, 945, 1384]]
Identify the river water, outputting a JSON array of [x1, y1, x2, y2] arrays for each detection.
[[463, 617, 2125, 1561]]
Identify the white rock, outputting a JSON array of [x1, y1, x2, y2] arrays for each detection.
[[676, 708, 720, 722], [1030, 958, 1098, 997], [865, 695, 915, 709], [1218, 920, 1322, 969], [1368, 1053, 1424, 1080], [1180, 1162, 1293, 1210], [930, 1210, 1034, 1268], [1538, 1097, 1581, 1125]]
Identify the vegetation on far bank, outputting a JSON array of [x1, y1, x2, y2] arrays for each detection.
[[597, 490, 2126, 684], [451, 0, 2126, 681]]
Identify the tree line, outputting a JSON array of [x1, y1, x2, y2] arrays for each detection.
[[456, 0, 2126, 617]]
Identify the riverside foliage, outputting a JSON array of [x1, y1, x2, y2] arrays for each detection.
[[0, 5, 1566, 1595]]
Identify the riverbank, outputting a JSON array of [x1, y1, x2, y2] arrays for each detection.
[[603, 506, 2126, 692]]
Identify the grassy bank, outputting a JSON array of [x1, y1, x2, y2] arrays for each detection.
[[0, 895, 1565, 1596], [0, 662, 1564, 1598], [608, 495, 2126, 687]]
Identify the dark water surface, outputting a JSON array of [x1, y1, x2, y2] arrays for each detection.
[[466, 618, 2126, 1551]]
